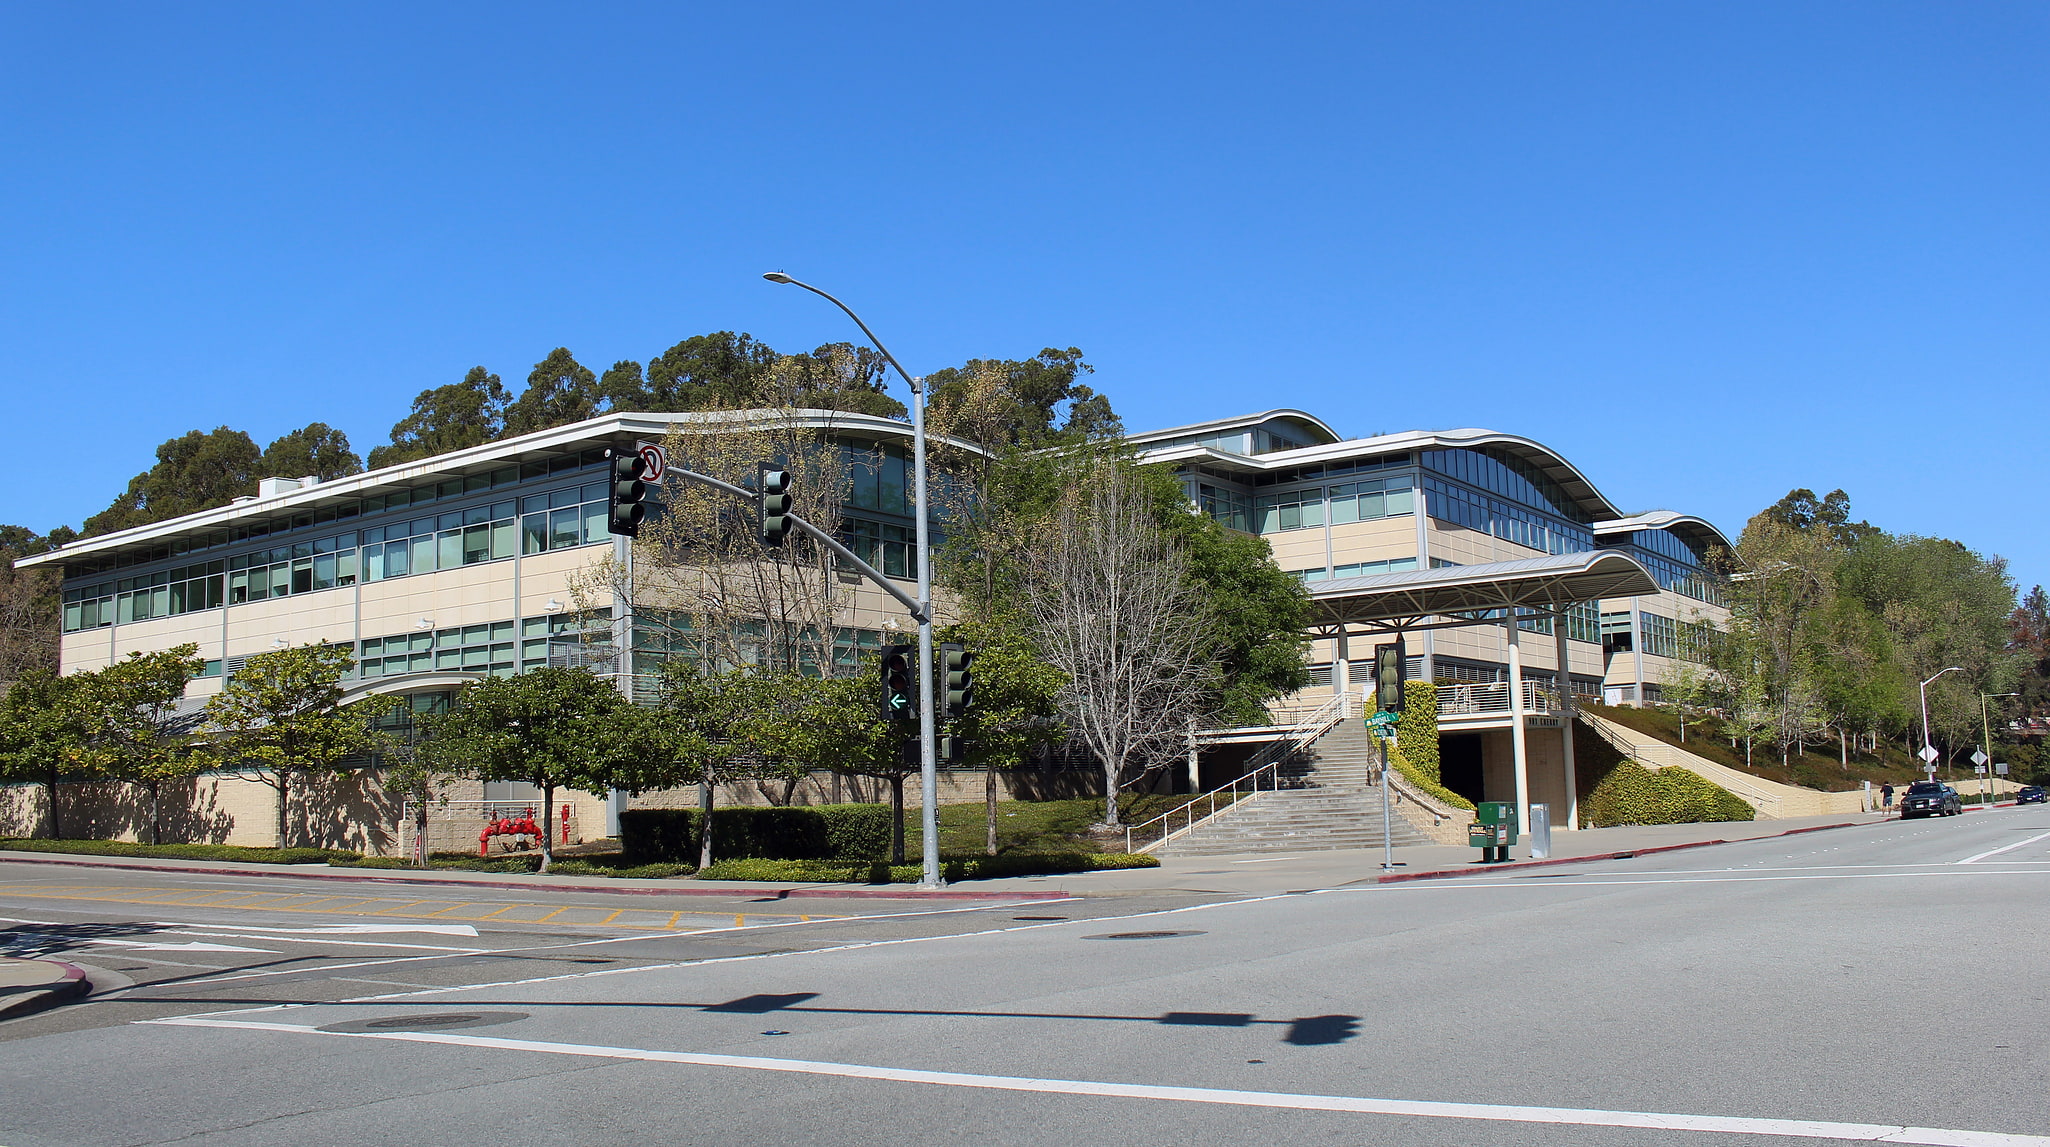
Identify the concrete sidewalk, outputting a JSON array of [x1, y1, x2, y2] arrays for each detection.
[[965, 810, 1908, 897], [0, 810, 1914, 902], [0, 956, 90, 1020]]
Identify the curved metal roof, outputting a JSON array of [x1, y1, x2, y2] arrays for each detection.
[[1122, 409, 1343, 446], [1308, 550, 1660, 629], [1594, 510, 1735, 557]]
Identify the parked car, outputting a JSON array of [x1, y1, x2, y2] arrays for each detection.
[[1899, 781, 1963, 818], [2015, 785, 2046, 805]]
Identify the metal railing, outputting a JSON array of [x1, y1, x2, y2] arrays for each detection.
[[1437, 681, 1560, 716], [1125, 692, 1350, 854]]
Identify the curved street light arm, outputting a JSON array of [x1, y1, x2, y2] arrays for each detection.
[[763, 273, 920, 394]]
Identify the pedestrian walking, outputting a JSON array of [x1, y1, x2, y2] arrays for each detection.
[[1881, 783, 1895, 811]]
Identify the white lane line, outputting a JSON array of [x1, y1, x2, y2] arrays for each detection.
[[157, 897, 1084, 990], [145, 895, 1272, 1022], [1356, 869, 2050, 891], [1956, 830, 2050, 865], [150, 922, 481, 936], [142, 1017, 2049, 1146]]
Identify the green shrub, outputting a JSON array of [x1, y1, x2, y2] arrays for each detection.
[[330, 852, 696, 879], [1581, 761, 1753, 827], [1651, 767, 1755, 823], [0, 839, 358, 865], [696, 851, 1158, 884], [619, 804, 894, 863], [1397, 680, 1442, 784]]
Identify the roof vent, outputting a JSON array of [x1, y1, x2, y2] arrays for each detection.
[[231, 495, 258, 504], [257, 477, 303, 498]]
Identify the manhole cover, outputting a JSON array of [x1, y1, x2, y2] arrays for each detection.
[[318, 1011, 529, 1034], [1083, 930, 1206, 941]]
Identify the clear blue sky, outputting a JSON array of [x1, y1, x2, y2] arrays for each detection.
[[3, 3, 2044, 588]]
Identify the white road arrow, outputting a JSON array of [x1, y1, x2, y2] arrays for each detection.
[[82, 937, 276, 953]]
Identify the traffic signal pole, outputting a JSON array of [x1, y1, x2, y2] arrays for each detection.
[[762, 272, 943, 887]]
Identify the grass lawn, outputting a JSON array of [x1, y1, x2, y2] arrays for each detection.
[[907, 793, 1200, 856], [1586, 703, 1928, 791]]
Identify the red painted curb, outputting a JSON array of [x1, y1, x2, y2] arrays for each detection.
[[0, 852, 1072, 901], [0, 958, 91, 1020], [1374, 818, 1878, 884]]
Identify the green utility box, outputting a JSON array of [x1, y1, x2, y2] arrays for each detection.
[[1470, 801, 1519, 863]]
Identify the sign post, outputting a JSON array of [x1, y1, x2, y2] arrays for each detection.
[[1972, 749, 1991, 807]]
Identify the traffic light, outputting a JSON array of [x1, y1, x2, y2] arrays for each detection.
[[879, 644, 916, 723], [941, 642, 974, 719], [1373, 640, 1406, 715], [757, 463, 792, 547], [939, 734, 964, 764], [608, 450, 648, 537]]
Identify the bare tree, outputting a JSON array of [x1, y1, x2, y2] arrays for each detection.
[[1024, 454, 1219, 827], [571, 368, 920, 843], [574, 369, 880, 679]]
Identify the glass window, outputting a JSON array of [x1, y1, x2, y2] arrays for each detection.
[[549, 507, 581, 550]]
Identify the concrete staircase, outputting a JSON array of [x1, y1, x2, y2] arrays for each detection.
[[1155, 720, 1435, 856]]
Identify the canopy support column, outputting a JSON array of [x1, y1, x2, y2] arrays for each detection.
[[1334, 627, 1353, 717], [1506, 615, 1530, 833], [1555, 616, 1579, 830]]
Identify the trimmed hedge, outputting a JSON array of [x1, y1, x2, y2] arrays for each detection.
[[1387, 742, 1476, 811], [0, 839, 359, 865], [333, 853, 697, 879], [1582, 762, 1754, 827], [620, 803, 894, 863], [1396, 680, 1442, 785], [698, 851, 1159, 885]]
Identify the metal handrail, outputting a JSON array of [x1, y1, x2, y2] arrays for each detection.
[[1124, 692, 1350, 854], [1437, 681, 1560, 716]]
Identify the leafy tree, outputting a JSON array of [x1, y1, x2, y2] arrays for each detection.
[[418, 667, 668, 873], [368, 367, 511, 469], [203, 644, 384, 848], [502, 348, 603, 438], [73, 645, 208, 843], [763, 344, 905, 418], [1760, 488, 1880, 549], [937, 621, 1067, 855], [624, 332, 778, 412], [0, 669, 89, 838], [85, 427, 262, 535], [925, 348, 1117, 447], [258, 423, 362, 481]]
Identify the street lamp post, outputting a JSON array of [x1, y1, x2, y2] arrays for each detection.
[[762, 272, 942, 888], [1919, 666, 1965, 782], [1980, 692, 2018, 808]]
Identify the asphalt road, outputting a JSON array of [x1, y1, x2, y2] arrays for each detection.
[[4, 806, 2048, 1146]]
